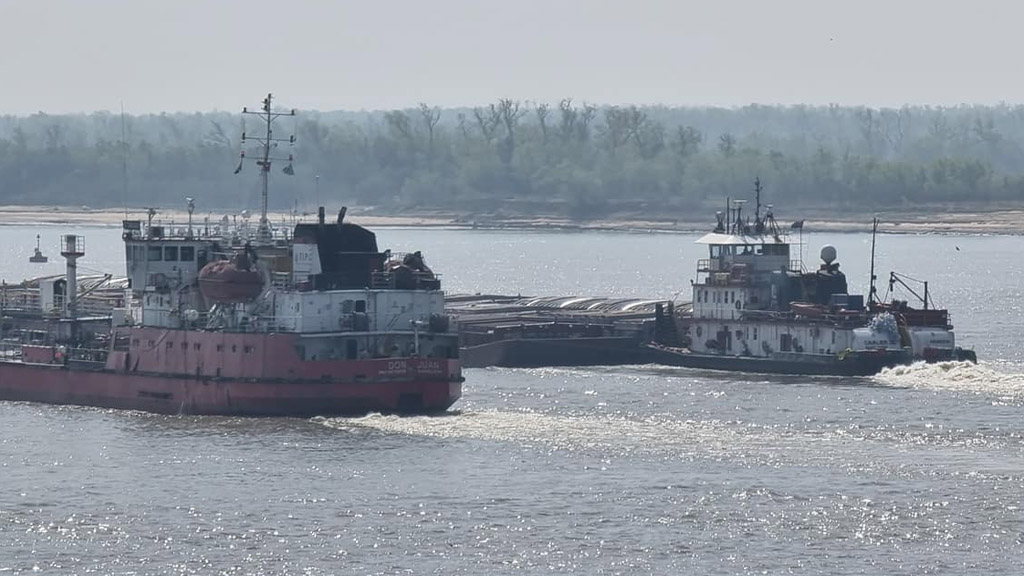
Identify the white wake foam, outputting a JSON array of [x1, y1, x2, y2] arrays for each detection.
[[319, 409, 874, 469], [324, 409, 777, 457], [872, 361, 1024, 400], [318, 405, 1024, 479]]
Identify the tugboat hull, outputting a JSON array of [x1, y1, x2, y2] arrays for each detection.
[[645, 346, 911, 377]]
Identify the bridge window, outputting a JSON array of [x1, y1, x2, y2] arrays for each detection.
[[147, 246, 163, 261], [355, 300, 366, 313], [180, 246, 195, 261], [164, 246, 179, 261], [128, 245, 143, 262]]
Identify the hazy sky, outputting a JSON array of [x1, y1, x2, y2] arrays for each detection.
[[1, 0, 1019, 115]]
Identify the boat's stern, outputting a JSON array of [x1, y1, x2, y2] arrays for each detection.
[[401, 357, 463, 412]]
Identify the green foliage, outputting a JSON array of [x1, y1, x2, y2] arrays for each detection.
[[0, 103, 1022, 217]]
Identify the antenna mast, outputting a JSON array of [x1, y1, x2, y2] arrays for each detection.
[[869, 217, 879, 305], [121, 102, 129, 219], [754, 177, 762, 223], [238, 93, 296, 242]]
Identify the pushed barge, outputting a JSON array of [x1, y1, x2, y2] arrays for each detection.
[[449, 294, 688, 368], [647, 180, 975, 375]]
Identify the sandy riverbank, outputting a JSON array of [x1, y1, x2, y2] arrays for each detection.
[[0, 205, 1021, 235]]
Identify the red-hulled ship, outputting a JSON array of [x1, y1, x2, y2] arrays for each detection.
[[0, 94, 462, 416]]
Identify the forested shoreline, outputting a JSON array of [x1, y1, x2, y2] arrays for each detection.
[[1, 101, 1022, 219]]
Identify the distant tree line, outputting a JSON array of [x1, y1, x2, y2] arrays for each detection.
[[1, 102, 1023, 219]]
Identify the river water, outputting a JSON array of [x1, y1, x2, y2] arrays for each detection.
[[1, 224, 1023, 574]]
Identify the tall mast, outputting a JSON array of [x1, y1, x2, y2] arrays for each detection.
[[868, 217, 879, 304], [120, 102, 129, 219], [238, 93, 296, 242], [754, 177, 762, 224]]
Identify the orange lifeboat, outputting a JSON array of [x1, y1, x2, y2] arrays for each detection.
[[198, 250, 263, 303]]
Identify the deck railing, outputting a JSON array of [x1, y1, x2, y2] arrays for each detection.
[[697, 258, 803, 275], [0, 288, 123, 317], [371, 270, 442, 290]]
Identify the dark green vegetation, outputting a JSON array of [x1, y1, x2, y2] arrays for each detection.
[[1, 102, 1022, 219]]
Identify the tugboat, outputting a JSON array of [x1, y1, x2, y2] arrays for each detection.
[[648, 179, 976, 376], [0, 93, 463, 415]]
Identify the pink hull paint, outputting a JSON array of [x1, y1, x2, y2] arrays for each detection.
[[0, 359, 462, 417]]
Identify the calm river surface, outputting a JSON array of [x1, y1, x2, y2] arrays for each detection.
[[1, 224, 1023, 574]]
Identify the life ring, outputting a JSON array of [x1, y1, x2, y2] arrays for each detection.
[[735, 301, 741, 310]]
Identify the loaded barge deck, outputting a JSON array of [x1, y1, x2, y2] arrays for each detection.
[[446, 294, 691, 368]]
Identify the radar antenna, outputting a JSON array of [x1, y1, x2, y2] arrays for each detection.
[[236, 93, 296, 243]]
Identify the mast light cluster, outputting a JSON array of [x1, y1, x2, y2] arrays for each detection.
[[236, 93, 297, 243]]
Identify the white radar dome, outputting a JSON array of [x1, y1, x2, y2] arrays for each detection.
[[820, 245, 837, 265]]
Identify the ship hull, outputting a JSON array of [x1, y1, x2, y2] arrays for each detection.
[[0, 361, 462, 417], [644, 346, 911, 377]]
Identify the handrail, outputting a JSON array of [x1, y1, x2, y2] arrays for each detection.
[[1, 287, 124, 317], [371, 270, 442, 290]]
